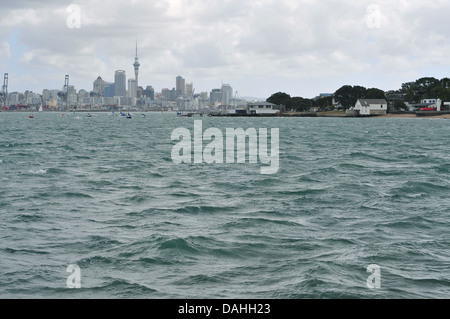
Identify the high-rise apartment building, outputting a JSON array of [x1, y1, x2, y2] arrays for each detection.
[[176, 76, 185, 97], [144, 86, 155, 100], [115, 70, 126, 97], [128, 79, 137, 103], [93, 76, 109, 96], [186, 82, 194, 98], [210, 89, 222, 106], [104, 83, 116, 98], [221, 84, 233, 106]]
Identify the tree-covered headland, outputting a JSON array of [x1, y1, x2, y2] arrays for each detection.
[[267, 77, 450, 112]]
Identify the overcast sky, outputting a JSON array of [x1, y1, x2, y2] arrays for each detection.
[[1, 0, 450, 99]]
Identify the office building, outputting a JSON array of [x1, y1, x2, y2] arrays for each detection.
[[128, 79, 137, 103], [186, 82, 194, 98], [115, 70, 126, 97], [176, 76, 185, 97], [221, 84, 233, 106]]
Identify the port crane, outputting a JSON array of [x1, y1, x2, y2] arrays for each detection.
[[58, 75, 70, 110]]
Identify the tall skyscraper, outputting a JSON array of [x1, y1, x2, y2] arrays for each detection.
[[128, 79, 137, 103], [133, 39, 140, 88], [210, 89, 222, 106], [221, 84, 233, 106], [176, 76, 185, 97], [186, 82, 194, 98], [104, 83, 116, 98], [115, 70, 126, 97], [93, 76, 109, 96], [144, 86, 155, 100]]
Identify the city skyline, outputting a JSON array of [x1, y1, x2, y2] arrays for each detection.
[[1, 1, 450, 99]]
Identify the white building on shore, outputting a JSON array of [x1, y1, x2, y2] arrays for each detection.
[[247, 101, 280, 114], [355, 99, 388, 116]]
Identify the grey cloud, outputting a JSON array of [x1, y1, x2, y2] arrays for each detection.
[[1, 0, 450, 98]]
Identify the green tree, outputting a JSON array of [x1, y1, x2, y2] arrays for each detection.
[[291, 97, 312, 112], [351, 86, 367, 102], [314, 96, 334, 110], [267, 92, 292, 109], [365, 88, 386, 99], [394, 101, 408, 111], [335, 85, 377, 109], [334, 85, 353, 109]]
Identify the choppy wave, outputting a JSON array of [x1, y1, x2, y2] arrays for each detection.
[[0, 114, 449, 299], [27, 169, 47, 175]]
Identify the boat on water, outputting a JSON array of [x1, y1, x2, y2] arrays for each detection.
[[126, 113, 132, 119], [29, 115, 35, 119], [177, 112, 193, 117]]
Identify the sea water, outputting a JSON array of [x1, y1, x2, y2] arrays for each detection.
[[0, 112, 449, 298]]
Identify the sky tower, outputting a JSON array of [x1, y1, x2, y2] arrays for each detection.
[[133, 38, 140, 88]]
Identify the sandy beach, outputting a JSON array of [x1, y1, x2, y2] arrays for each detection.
[[379, 113, 450, 119]]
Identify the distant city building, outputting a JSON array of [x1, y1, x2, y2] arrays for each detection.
[[186, 82, 194, 98], [128, 79, 137, 103], [137, 86, 144, 99], [78, 89, 89, 102], [162, 88, 177, 101], [119, 96, 133, 107], [9, 93, 19, 104], [103, 97, 115, 106], [104, 83, 116, 98], [50, 90, 59, 99], [199, 92, 209, 109], [68, 94, 78, 105], [221, 84, 233, 106], [144, 86, 155, 100], [67, 85, 76, 96], [42, 89, 51, 102], [161, 88, 170, 100], [176, 76, 185, 97], [115, 70, 126, 97], [93, 76, 109, 96], [210, 88, 222, 106]]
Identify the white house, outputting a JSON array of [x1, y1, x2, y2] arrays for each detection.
[[355, 99, 388, 116], [247, 102, 280, 114]]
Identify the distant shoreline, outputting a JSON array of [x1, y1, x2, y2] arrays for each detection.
[[2, 110, 450, 119], [378, 113, 450, 119]]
